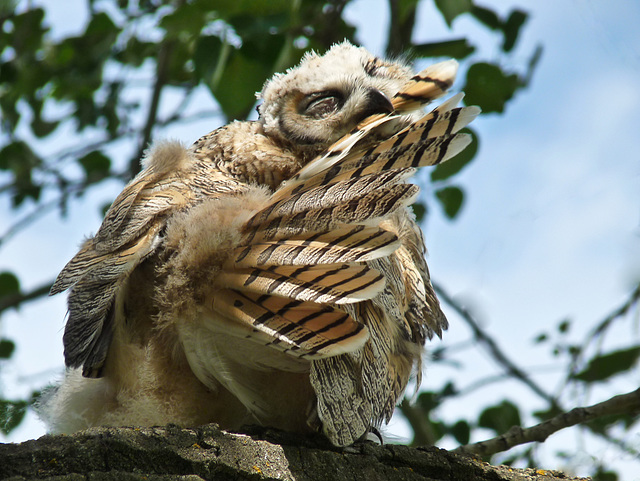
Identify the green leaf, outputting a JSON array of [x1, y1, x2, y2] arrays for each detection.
[[435, 186, 464, 219], [196, 0, 291, 19], [160, 5, 210, 38], [0, 271, 20, 296], [78, 151, 111, 183], [533, 405, 563, 422], [431, 420, 447, 443], [213, 42, 283, 120], [412, 39, 475, 60], [411, 202, 427, 222], [0, 339, 16, 359], [573, 347, 640, 383], [0, 0, 18, 16], [228, 13, 289, 39], [31, 116, 59, 138], [533, 333, 548, 344], [450, 420, 470, 445], [440, 382, 457, 398], [593, 467, 618, 481], [478, 400, 521, 434], [7, 9, 47, 57], [194, 35, 224, 88], [434, 0, 473, 27], [568, 345, 581, 357], [394, 0, 420, 25], [0, 141, 42, 205], [431, 128, 478, 181], [115, 38, 157, 67], [470, 5, 502, 30], [557, 318, 571, 333], [0, 400, 28, 435], [586, 412, 638, 435], [416, 391, 439, 412], [502, 10, 527, 52], [464, 62, 520, 114]]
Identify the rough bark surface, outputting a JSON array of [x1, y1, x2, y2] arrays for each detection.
[[0, 424, 590, 481]]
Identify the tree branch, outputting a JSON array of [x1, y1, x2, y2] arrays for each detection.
[[0, 281, 54, 315], [586, 282, 640, 343], [399, 398, 438, 446], [0, 201, 58, 248], [433, 282, 558, 407], [558, 282, 640, 395], [386, 0, 417, 57], [0, 424, 591, 481], [454, 387, 640, 457], [128, 39, 175, 179]]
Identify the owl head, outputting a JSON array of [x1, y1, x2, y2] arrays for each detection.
[[257, 42, 414, 159]]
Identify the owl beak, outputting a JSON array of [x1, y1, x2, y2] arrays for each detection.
[[360, 89, 395, 119]]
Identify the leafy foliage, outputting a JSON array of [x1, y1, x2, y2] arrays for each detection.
[[0, 340, 15, 360], [0, 2, 637, 479], [573, 347, 640, 383], [478, 400, 522, 434], [0, 400, 27, 436], [435, 185, 464, 219]]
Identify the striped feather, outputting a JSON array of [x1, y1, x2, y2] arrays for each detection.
[[55, 223, 163, 376], [231, 226, 400, 268], [63, 276, 118, 377], [269, 115, 395, 203], [253, 100, 478, 227], [267, 103, 479, 202], [245, 169, 414, 230], [391, 59, 459, 112], [247, 183, 419, 242], [218, 263, 384, 305], [94, 175, 191, 252], [51, 223, 162, 295], [93, 173, 152, 243], [210, 289, 369, 358]]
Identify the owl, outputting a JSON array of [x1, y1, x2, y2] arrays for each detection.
[[42, 42, 480, 446]]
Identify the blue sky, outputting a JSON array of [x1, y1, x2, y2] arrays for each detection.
[[1, 0, 639, 477]]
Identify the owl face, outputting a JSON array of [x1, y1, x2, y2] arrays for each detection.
[[258, 42, 413, 155]]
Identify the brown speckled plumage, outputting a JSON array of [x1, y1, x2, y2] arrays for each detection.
[[43, 42, 479, 446]]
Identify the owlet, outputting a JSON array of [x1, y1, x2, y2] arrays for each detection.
[[43, 41, 479, 446]]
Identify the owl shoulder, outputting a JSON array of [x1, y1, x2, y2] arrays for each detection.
[[190, 121, 303, 190]]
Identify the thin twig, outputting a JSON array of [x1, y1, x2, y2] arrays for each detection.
[[432, 281, 557, 407], [399, 398, 438, 446], [560, 282, 640, 395], [129, 39, 175, 178], [453, 387, 640, 456], [0, 281, 55, 314], [587, 283, 640, 341], [0, 201, 58, 248], [386, 0, 417, 57]]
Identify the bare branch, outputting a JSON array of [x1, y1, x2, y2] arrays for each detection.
[[454, 387, 640, 457], [386, 0, 417, 57], [0, 281, 55, 315], [433, 282, 558, 407], [129, 39, 175, 179], [559, 282, 640, 394], [399, 398, 438, 446], [0, 201, 58, 248], [587, 282, 640, 342]]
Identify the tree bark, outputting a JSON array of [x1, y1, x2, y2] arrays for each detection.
[[0, 424, 590, 481]]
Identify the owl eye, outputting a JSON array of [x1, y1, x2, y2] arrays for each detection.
[[302, 91, 343, 118]]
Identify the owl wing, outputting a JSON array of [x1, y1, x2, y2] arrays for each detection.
[[208, 70, 479, 362], [50, 143, 248, 378]]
